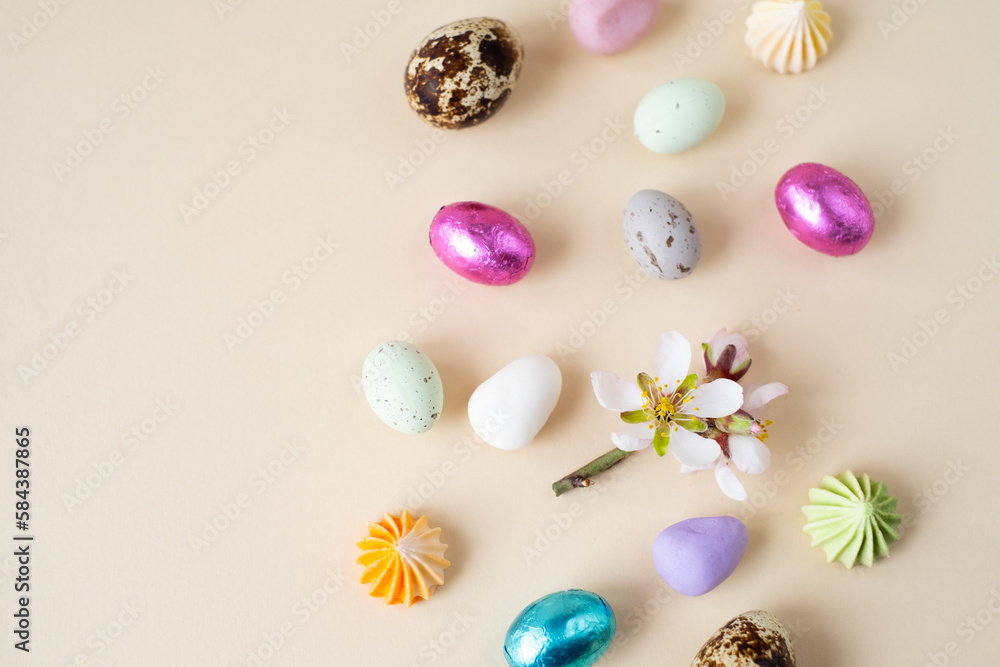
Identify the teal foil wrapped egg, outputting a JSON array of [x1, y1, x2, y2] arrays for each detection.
[[504, 589, 616, 667]]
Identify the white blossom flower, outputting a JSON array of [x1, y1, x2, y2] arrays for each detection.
[[681, 382, 789, 501], [555, 329, 789, 499], [591, 331, 744, 467]]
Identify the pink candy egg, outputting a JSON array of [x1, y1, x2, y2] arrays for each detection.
[[429, 202, 535, 286], [569, 0, 660, 55], [775, 162, 875, 257]]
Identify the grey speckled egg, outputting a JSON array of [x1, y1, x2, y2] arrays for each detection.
[[404, 17, 523, 130], [623, 189, 701, 280], [362, 342, 443, 435], [691, 610, 796, 667]]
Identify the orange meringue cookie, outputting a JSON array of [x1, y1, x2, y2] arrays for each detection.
[[356, 510, 450, 607]]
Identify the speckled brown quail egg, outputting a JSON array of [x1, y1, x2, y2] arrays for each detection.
[[404, 17, 523, 130]]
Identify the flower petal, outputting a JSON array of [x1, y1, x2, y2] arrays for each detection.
[[683, 379, 743, 418], [742, 382, 788, 418], [668, 425, 722, 468], [680, 462, 715, 474], [728, 434, 771, 475], [611, 423, 654, 452], [715, 461, 748, 501], [591, 371, 644, 411], [653, 331, 691, 390]]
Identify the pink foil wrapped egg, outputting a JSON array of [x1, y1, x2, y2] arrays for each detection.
[[569, 0, 661, 55], [429, 202, 535, 286], [775, 163, 875, 257]]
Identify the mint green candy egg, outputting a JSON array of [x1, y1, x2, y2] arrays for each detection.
[[362, 341, 443, 435], [634, 78, 725, 154]]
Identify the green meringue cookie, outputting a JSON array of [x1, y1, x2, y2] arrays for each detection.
[[802, 470, 902, 568]]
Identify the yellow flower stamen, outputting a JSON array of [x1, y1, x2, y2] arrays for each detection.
[[646, 394, 678, 422]]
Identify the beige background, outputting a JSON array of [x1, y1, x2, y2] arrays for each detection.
[[2, 0, 999, 665]]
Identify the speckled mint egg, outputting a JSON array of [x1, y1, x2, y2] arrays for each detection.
[[623, 189, 701, 280], [362, 342, 443, 435], [634, 78, 725, 154]]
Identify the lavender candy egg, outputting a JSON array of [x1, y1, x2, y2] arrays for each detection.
[[775, 163, 875, 257], [429, 202, 535, 286], [653, 516, 748, 596]]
